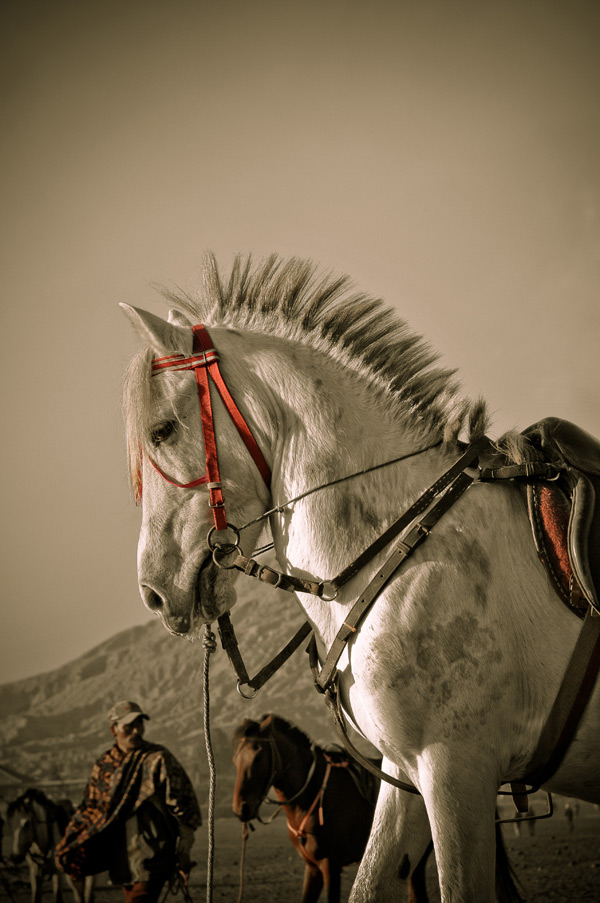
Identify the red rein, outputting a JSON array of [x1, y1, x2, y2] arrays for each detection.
[[146, 324, 271, 531]]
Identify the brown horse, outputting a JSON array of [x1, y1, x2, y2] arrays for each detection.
[[231, 714, 431, 903]]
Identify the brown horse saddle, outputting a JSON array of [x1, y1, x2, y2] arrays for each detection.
[[317, 741, 381, 805], [481, 417, 600, 618]]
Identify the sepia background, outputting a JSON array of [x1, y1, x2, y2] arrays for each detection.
[[1, 0, 599, 688]]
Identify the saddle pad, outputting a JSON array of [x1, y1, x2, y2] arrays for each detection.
[[527, 481, 588, 618]]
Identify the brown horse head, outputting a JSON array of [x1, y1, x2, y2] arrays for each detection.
[[231, 715, 277, 822]]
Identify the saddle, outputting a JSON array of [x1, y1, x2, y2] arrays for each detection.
[[483, 417, 600, 618], [318, 741, 380, 805]]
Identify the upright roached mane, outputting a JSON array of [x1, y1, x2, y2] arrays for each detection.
[[123, 253, 490, 500]]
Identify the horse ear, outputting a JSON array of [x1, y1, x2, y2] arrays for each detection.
[[260, 713, 273, 730], [167, 308, 193, 328], [119, 303, 193, 356]]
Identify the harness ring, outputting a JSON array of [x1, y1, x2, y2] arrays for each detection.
[[319, 581, 338, 601], [237, 679, 259, 699]]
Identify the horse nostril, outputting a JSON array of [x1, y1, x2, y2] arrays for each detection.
[[141, 585, 164, 612]]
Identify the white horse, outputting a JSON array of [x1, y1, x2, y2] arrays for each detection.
[[7, 790, 94, 903], [120, 254, 600, 902]]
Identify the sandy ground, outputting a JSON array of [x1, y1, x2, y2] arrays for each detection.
[[2, 812, 599, 902]]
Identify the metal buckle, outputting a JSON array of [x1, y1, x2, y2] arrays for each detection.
[[257, 565, 283, 588]]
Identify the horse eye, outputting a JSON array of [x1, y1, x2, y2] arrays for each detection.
[[151, 421, 176, 446]]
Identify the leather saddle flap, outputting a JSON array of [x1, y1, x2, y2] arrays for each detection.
[[523, 418, 600, 615]]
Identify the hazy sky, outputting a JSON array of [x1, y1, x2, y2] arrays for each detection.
[[2, 0, 599, 684]]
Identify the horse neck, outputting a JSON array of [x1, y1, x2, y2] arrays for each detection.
[[225, 331, 445, 637], [270, 731, 317, 804], [15, 801, 50, 857], [30, 801, 51, 853]]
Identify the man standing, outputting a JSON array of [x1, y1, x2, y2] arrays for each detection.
[[56, 701, 202, 903]]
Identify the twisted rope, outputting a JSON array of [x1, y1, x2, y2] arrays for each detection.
[[202, 625, 218, 903]]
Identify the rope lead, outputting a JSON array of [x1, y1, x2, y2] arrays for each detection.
[[202, 625, 218, 903]]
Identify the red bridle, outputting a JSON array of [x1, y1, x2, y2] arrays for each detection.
[[149, 324, 271, 531]]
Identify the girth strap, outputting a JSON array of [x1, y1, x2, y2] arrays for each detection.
[[523, 609, 600, 789]]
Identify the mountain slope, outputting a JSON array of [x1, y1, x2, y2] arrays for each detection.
[[0, 581, 358, 813]]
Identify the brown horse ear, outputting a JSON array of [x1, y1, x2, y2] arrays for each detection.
[[260, 713, 273, 729]]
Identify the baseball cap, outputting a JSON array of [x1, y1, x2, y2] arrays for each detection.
[[107, 700, 150, 726]]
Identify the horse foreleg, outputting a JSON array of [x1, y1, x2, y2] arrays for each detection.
[[320, 858, 342, 903], [67, 874, 95, 903], [349, 769, 432, 903], [27, 857, 42, 903], [420, 751, 498, 903], [51, 872, 64, 903], [407, 842, 433, 903], [301, 861, 324, 903]]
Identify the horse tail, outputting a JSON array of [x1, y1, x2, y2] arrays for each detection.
[[494, 820, 523, 903]]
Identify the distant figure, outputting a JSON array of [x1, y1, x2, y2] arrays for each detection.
[[526, 803, 536, 836], [564, 802, 574, 833], [512, 811, 523, 837], [56, 700, 202, 903]]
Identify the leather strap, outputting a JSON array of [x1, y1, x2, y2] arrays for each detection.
[[192, 326, 272, 489], [307, 653, 420, 794], [330, 436, 490, 593], [231, 554, 322, 595], [217, 612, 313, 694], [315, 465, 482, 692], [523, 609, 600, 789], [228, 437, 490, 598], [479, 461, 561, 481], [148, 324, 271, 531]]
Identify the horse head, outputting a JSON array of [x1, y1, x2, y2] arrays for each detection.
[[121, 303, 272, 635], [231, 714, 278, 822], [7, 789, 49, 863]]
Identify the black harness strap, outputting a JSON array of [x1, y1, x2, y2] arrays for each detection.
[[227, 437, 490, 597], [522, 609, 600, 789], [328, 436, 491, 594], [308, 644, 420, 794], [215, 439, 488, 698], [314, 457, 485, 693], [217, 612, 312, 695]]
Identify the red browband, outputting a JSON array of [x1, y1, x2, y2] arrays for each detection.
[[147, 324, 271, 531]]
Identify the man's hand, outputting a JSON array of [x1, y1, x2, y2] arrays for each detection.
[[177, 852, 196, 884]]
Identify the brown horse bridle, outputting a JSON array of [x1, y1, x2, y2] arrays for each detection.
[[235, 731, 320, 824]]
